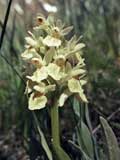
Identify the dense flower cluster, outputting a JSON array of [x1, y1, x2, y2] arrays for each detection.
[[21, 14, 87, 110]]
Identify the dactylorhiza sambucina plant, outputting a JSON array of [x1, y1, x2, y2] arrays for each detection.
[[21, 14, 87, 160]]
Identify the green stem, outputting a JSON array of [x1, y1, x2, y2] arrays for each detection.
[[51, 101, 60, 146], [50, 101, 71, 160]]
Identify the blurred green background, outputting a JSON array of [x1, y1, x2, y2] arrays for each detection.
[[0, 0, 120, 159]]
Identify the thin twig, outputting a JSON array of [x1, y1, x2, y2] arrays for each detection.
[[0, 53, 25, 85], [92, 108, 120, 134]]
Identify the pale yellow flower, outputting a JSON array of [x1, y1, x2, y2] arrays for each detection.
[[28, 82, 56, 110], [43, 35, 61, 47], [21, 48, 38, 60]]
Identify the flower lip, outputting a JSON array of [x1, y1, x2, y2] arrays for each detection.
[[29, 92, 47, 110]]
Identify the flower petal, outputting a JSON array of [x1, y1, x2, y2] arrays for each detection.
[[25, 37, 37, 47], [80, 80, 87, 86], [27, 67, 48, 83], [70, 69, 85, 77], [47, 63, 61, 80], [58, 93, 68, 107], [45, 84, 56, 92], [43, 47, 55, 64], [68, 78, 88, 102], [43, 36, 61, 47], [74, 43, 85, 50], [68, 78, 82, 93], [25, 80, 32, 94], [75, 52, 85, 65], [29, 93, 47, 110], [34, 82, 46, 93], [21, 48, 38, 60], [79, 92, 88, 103]]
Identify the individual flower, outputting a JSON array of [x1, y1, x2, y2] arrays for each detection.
[[28, 82, 56, 110], [21, 48, 38, 60]]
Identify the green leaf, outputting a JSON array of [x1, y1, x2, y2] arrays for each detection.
[[73, 99, 94, 159], [38, 127, 53, 160], [77, 121, 94, 159], [85, 104, 99, 160], [73, 98, 80, 117], [33, 112, 53, 160], [100, 117, 120, 160]]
